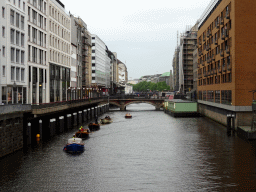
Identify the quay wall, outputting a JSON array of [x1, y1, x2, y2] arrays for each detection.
[[198, 103, 252, 128], [0, 103, 109, 158], [0, 112, 24, 158]]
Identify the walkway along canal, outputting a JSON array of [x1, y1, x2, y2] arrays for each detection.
[[1, 103, 256, 191]]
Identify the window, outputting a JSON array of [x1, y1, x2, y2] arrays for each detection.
[[21, 33, 24, 47], [215, 91, 220, 103], [32, 27, 37, 43], [33, 0, 37, 7], [23, 2, 25, 11], [11, 29, 15, 43], [16, 31, 20, 45], [221, 90, 232, 105], [16, 49, 20, 63], [21, 16, 24, 30], [21, 68, 24, 81], [16, 13, 20, 27], [13, 0, 16, 5], [2, 7, 5, 18], [28, 45, 31, 61], [32, 10, 37, 24], [18, 0, 20, 7], [2, 26, 5, 37], [16, 67, 20, 81], [2, 46, 5, 57], [11, 48, 15, 62], [28, 7, 30, 21], [11, 67, 15, 80], [2, 66, 5, 76], [21, 51, 24, 64], [10, 10, 14, 25]]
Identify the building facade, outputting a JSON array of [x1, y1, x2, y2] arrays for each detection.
[[197, 0, 256, 126], [179, 24, 198, 94], [48, 0, 71, 102], [172, 46, 180, 92], [0, 0, 28, 104], [27, 0, 48, 104], [91, 34, 110, 90]]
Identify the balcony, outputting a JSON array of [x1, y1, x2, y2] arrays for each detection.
[[213, 68, 217, 74]]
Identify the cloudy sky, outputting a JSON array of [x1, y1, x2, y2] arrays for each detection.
[[60, 0, 211, 79]]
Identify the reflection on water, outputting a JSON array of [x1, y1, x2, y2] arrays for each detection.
[[1, 103, 256, 191]]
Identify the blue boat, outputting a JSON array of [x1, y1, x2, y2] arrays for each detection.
[[63, 138, 84, 153]]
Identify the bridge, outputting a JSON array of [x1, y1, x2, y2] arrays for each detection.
[[109, 95, 166, 111]]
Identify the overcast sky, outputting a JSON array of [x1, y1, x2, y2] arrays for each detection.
[[60, 0, 211, 79]]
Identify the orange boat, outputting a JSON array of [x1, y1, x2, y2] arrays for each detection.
[[75, 129, 90, 139], [125, 113, 132, 118], [88, 123, 100, 131]]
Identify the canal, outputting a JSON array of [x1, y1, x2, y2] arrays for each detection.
[[1, 103, 256, 191]]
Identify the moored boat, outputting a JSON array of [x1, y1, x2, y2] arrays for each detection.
[[100, 117, 112, 124], [63, 138, 84, 153], [125, 113, 132, 118], [88, 123, 100, 131], [75, 129, 90, 139]]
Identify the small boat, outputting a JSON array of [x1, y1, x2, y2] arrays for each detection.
[[125, 113, 132, 118], [88, 123, 100, 131], [63, 138, 84, 153], [100, 118, 112, 124], [100, 116, 112, 124], [75, 129, 90, 139]]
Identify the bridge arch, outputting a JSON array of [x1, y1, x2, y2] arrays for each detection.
[[124, 100, 158, 108]]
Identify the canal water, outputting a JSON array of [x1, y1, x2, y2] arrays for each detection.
[[1, 103, 256, 191]]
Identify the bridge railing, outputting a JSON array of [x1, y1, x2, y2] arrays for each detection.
[[109, 95, 169, 100], [31, 97, 107, 110]]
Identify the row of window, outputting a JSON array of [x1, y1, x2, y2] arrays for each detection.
[[49, 4, 70, 30], [49, 49, 70, 66], [11, 47, 25, 64], [49, 34, 70, 54], [28, 0, 47, 14], [49, 19, 70, 42], [10, 66, 25, 82], [198, 73, 232, 86], [10, 28, 25, 47], [28, 7, 47, 30], [10, 10, 25, 30], [28, 25, 47, 47], [2, 87, 27, 104], [198, 90, 232, 105], [28, 45, 46, 65]]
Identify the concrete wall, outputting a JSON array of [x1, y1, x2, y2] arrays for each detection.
[[0, 112, 24, 158], [199, 103, 253, 128]]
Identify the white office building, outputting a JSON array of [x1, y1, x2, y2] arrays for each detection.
[[0, 0, 28, 104], [27, 0, 48, 104], [91, 34, 111, 88], [48, 0, 71, 102]]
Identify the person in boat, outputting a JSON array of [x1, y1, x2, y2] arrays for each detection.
[[87, 128, 90, 133], [81, 126, 84, 132]]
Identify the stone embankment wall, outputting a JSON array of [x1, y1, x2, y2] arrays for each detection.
[[0, 112, 24, 158]]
